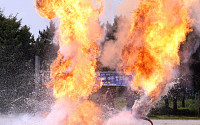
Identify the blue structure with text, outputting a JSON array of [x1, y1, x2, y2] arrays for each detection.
[[97, 72, 133, 86]]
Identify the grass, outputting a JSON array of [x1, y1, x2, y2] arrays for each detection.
[[89, 92, 200, 119], [114, 96, 126, 110], [154, 97, 199, 114], [149, 115, 200, 120]]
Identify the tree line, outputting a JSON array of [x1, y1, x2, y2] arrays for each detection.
[[0, 10, 58, 113]]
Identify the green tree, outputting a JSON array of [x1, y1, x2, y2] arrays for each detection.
[[32, 21, 58, 105], [34, 20, 58, 71], [0, 10, 35, 112], [190, 29, 200, 116]]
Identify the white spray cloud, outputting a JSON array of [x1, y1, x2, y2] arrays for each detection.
[[105, 111, 144, 125], [0, 98, 74, 125], [43, 98, 73, 125], [0, 114, 43, 125]]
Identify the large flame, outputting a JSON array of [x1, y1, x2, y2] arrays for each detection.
[[67, 101, 102, 125], [35, 0, 104, 124], [121, 0, 192, 114], [35, 0, 103, 101]]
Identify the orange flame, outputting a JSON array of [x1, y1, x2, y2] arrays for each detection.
[[67, 101, 102, 125], [35, 0, 104, 124], [35, 0, 103, 101], [121, 0, 192, 97]]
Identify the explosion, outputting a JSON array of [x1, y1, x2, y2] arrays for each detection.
[[35, 0, 104, 124], [34, 0, 197, 124], [121, 0, 193, 116]]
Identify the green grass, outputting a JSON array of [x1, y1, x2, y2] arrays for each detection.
[[89, 92, 200, 119], [154, 97, 199, 115], [114, 96, 126, 110], [149, 115, 200, 120]]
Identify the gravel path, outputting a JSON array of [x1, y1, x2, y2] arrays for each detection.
[[152, 120, 200, 125]]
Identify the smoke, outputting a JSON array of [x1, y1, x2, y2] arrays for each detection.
[[105, 111, 144, 125], [100, 0, 139, 69], [190, 0, 200, 31], [176, 0, 200, 89], [42, 98, 73, 125], [100, 16, 132, 70], [117, 0, 140, 18], [0, 114, 43, 125]]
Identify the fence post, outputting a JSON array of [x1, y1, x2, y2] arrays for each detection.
[[198, 91, 200, 117], [34, 56, 40, 97], [195, 94, 197, 105]]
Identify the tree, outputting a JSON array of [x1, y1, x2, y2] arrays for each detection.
[[0, 10, 35, 112], [163, 95, 169, 108], [189, 29, 200, 116], [168, 28, 200, 113], [32, 21, 58, 104], [34, 20, 58, 71]]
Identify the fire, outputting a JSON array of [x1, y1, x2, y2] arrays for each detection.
[[67, 101, 102, 125], [35, 0, 104, 124], [35, 0, 103, 100], [121, 0, 192, 98]]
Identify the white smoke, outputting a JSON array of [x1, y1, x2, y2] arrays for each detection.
[[100, 16, 131, 70], [0, 114, 43, 125], [117, 0, 140, 18], [100, 0, 139, 69], [190, 0, 200, 32], [105, 111, 145, 125], [43, 98, 73, 125]]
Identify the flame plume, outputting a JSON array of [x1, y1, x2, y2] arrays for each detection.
[[121, 0, 192, 116], [35, 0, 104, 124]]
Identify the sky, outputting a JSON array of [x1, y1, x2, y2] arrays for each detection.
[[0, 0, 50, 38], [0, 0, 123, 38]]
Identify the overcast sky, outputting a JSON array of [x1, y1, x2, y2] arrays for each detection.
[[0, 0, 122, 38], [0, 0, 50, 38]]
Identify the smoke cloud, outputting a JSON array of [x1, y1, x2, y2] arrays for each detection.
[[117, 0, 140, 18], [100, 0, 139, 69], [100, 17, 130, 69], [190, 0, 200, 31]]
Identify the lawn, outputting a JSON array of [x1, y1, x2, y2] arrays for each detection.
[[149, 115, 200, 120], [90, 91, 200, 119]]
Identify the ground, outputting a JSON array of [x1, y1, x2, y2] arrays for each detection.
[[1, 114, 200, 125], [152, 120, 200, 125]]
